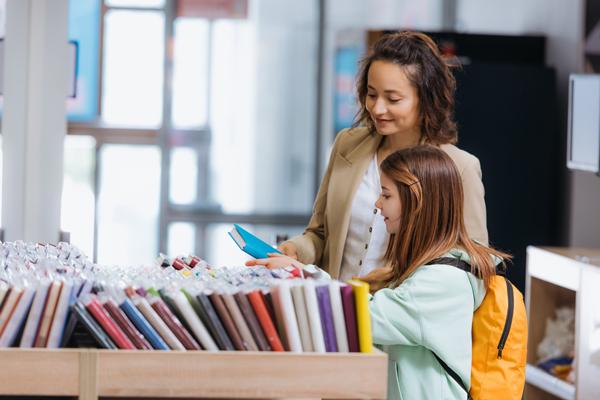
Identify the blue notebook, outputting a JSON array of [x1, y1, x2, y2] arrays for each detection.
[[228, 224, 282, 259]]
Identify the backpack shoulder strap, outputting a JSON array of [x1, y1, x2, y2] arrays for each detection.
[[432, 352, 472, 400], [426, 256, 506, 276]]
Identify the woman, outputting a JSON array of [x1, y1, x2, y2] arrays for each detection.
[[279, 31, 488, 281], [249, 146, 509, 400]]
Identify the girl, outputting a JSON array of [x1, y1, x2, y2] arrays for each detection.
[[249, 146, 509, 400]]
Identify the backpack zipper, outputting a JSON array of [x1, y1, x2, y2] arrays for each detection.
[[497, 277, 514, 359]]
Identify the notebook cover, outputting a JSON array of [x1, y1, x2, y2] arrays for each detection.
[[172, 291, 218, 351], [0, 283, 9, 311], [0, 287, 24, 339], [302, 280, 326, 353], [316, 284, 338, 352], [85, 295, 135, 349], [120, 297, 168, 350], [158, 289, 202, 349], [59, 280, 87, 348], [247, 290, 283, 351], [349, 280, 373, 353], [150, 296, 200, 350], [290, 283, 313, 352], [207, 292, 246, 351], [0, 286, 35, 347], [134, 295, 183, 350], [20, 280, 51, 348], [103, 298, 152, 350], [73, 301, 117, 349], [261, 290, 290, 351], [340, 284, 359, 352], [34, 281, 63, 348], [272, 281, 302, 352], [233, 291, 266, 351], [228, 224, 282, 259], [46, 281, 75, 348], [184, 290, 234, 351], [221, 292, 259, 351], [329, 281, 349, 352]]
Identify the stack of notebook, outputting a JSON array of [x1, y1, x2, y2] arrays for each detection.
[[0, 242, 373, 353]]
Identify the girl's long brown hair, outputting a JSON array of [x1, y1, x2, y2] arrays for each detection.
[[353, 31, 458, 145], [380, 146, 510, 288]]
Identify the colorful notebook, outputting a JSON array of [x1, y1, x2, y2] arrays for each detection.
[[0, 286, 35, 347], [208, 292, 246, 351], [271, 281, 302, 352], [340, 283, 359, 352], [20, 280, 51, 348], [290, 282, 313, 352], [234, 291, 267, 351], [328, 281, 349, 353], [171, 291, 218, 351], [184, 289, 234, 351], [316, 284, 338, 352], [84, 294, 135, 350], [228, 224, 281, 259], [220, 292, 257, 351], [34, 281, 63, 347], [150, 295, 200, 351], [46, 280, 74, 348], [102, 297, 152, 350], [302, 279, 326, 353], [120, 297, 169, 350], [247, 290, 283, 351], [73, 301, 117, 349], [349, 280, 373, 353], [134, 295, 184, 350], [0, 287, 24, 339]]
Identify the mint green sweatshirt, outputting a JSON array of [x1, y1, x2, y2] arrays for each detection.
[[369, 249, 486, 400]]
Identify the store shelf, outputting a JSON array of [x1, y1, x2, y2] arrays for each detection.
[[526, 363, 575, 400], [0, 347, 388, 400]]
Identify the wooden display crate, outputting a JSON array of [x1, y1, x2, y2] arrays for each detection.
[[0, 348, 388, 400]]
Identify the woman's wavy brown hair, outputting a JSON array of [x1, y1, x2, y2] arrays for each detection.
[[380, 146, 510, 288], [354, 31, 458, 145]]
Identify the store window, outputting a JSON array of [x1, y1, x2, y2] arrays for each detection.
[[102, 9, 164, 127], [61, 0, 318, 266], [97, 144, 161, 265], [61, 136, 96, 258]]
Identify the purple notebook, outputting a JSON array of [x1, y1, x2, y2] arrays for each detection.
[[316, 284, 338, 352], [340, 284, 359, 352]]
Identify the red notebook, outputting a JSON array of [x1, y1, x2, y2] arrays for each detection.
[[247, 290, 284, 352], [102, 298, 152, 350], [149, 296, 200, 350], [84, 295, 135, 349]]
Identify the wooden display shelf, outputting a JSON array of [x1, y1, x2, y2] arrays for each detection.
[[0, 348, 388, 400]]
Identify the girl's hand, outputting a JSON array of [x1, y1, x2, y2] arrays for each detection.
[[245, 253, 305, 270], [277, 242, 299, 260], [355, 266, 393, 293]]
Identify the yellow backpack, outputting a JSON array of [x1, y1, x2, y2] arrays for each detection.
[[428, 257, 528, 400]]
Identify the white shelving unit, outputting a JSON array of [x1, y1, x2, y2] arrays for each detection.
[[526, 364, 575, 400], [525, 246, 600, 400]]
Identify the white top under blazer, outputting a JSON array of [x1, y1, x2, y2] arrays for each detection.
[[339, 155, 389, 282]]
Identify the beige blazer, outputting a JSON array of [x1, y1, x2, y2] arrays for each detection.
[[286, 127, 488, 279]]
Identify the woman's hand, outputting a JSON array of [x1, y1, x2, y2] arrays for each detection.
[[245, 253, 305, 270], [355, 266, 394, 293], [277, 242, 299, 260]]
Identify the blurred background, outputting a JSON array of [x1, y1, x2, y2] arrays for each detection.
[[1, 0, 599, 293]]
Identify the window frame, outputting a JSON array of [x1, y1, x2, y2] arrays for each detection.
[[67, 0, 322, 262]]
